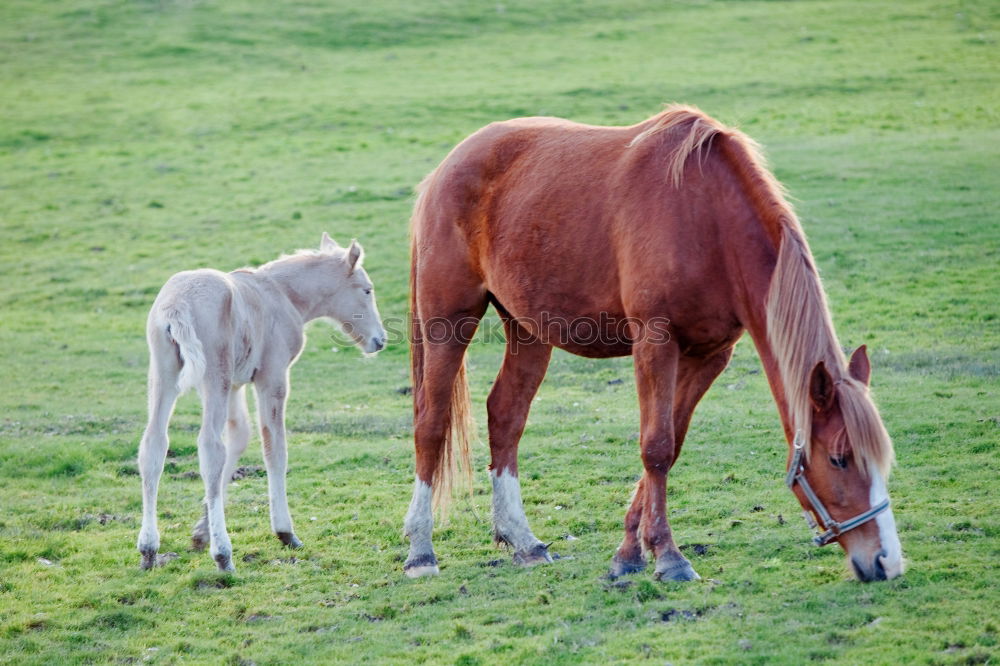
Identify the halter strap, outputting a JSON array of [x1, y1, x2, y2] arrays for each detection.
[[785, 430, 890, 546]]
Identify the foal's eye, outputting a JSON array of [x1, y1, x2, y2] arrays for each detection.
[[829, 455, 848, 469], [364, 288, 372, 295]]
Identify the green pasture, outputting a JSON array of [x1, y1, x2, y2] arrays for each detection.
[[1, 0, 998, 663]]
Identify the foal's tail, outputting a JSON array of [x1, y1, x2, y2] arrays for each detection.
[[159, 304, 206, 395], [409, 230, 474, 520]]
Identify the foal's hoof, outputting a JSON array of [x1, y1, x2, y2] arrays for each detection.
[[276, 532, 303, 549], [191, 517, 209, 551], [191, 533, 209, 552], [403, 553, 440, 578], [653, 554, 700, 582], [139, 551, 178, 570], [214, 553, 236, 572], [608, 554, 647, 579], [512, 543, 554, 567]]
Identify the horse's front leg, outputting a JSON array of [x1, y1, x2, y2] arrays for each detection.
[[611, 350, 733, 578], [610, 477, 648, 577], [630, 339, 699, 581], [254, 374, 302, 549], [487, 323, 553, 566]]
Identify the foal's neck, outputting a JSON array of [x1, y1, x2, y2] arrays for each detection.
[[256, 256, 338, 323]]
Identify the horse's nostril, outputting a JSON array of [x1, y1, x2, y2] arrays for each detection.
[[851, 551, 888, 583], [873, 549, 887, 581], [851, 557, 868, 582]]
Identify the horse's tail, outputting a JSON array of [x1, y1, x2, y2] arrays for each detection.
[[161, 304, 206, 395], [409, 204, 474, 520], [435, 359, 474, 518]]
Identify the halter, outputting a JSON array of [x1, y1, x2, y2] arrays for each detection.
[[785, 430, 891, 546]]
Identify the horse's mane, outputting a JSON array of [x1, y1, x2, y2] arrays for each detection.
[[637, 105, 894, 475]]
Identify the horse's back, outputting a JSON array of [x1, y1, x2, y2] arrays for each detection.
[[413, 110, 756, 357], [415, 118, 639, 332]]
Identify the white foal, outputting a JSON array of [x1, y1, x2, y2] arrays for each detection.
[[137, 233, 386, 571]]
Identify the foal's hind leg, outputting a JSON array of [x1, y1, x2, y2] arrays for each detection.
[[610, 350, 733, 579], [254, 373, 302, 548], [197, 380, 236, 571], [487, 319, 553, 566], [137, 372, 180, 569], [193, 386, 251, 551]]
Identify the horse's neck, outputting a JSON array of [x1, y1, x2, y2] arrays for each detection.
[[736, 228, 844, 442]]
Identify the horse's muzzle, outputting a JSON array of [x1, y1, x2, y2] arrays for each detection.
[[851, 549, 889, 582]]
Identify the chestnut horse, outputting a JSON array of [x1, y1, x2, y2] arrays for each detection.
[[404, 106, 903, 582]]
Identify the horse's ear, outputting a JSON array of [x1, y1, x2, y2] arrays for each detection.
[[809, 361, 836, 413], [347, 240, 363, 274], [847, 344, 871, 386], [321, 232, 339, 252]]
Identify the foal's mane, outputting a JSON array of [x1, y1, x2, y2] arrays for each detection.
[[637, 105, 894, 475], [246, 247, 344, 278]]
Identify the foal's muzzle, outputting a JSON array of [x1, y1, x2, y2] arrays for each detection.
[[367, 334, 386, 353]]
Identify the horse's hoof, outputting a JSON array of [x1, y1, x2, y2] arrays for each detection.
[[214, 553, 236, 572], [276, 532, 303, 549], [404, 553, 439, 578], [512, 543, 554, 567], [653, 555, 700, 582], [608, 555, 647, 579]]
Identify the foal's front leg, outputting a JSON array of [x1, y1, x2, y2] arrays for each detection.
[[254, 375, 302, 548]]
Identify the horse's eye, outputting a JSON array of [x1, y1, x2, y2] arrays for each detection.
[[829, 455, 848, 469], [364, 288, 372, 295]]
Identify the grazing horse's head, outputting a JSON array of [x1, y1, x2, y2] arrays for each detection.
[[789, 345, 903, 581], [319, 232, 387, 355]]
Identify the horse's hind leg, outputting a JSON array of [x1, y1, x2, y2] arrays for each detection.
[[198, 379, 236, 571], [610, 349, 732, 579], [193, 386, 251, 551], [404, 303, 486, 577], [487, 318, 553, 566], [137, 365, 180, 569]]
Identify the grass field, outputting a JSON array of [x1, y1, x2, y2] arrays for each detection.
[[1, 0, 998, 663]]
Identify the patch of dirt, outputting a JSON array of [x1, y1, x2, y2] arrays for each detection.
[[231, 466, 265, 480], [681, 543, 711, 556], [661, 608, 700, 622]]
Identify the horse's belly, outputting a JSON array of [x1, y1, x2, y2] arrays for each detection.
[[500, 302, 634, 357]]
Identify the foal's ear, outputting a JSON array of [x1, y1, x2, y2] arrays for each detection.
[[347, 240, 364, 274], [321, 232, 339, 252], [847, 344, 871, 386], [809, 361, 837, 413]]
